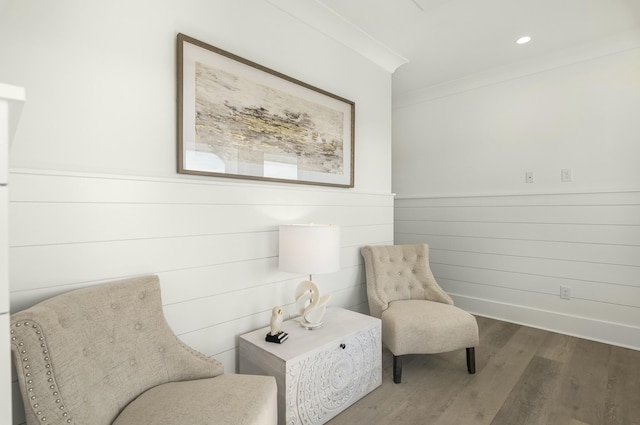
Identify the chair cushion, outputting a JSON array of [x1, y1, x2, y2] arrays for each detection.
[[112, 374, 277, 425], [381, 299, 479, 356]]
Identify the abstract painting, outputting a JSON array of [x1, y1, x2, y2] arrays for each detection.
[[177, 34, 355, 187]]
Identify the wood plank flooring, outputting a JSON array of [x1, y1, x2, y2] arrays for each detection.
[[327, 316, 640, 425]]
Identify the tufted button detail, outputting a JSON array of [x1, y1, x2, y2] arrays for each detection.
[[138, 292, 145, 299], [11, 293, 146, 425], [134, 323, 142, 330], [157, 346, 165, 353]]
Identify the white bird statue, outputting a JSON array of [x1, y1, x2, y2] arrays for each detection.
[[270, 306, 284, 336], [294, 280, 331, 329]]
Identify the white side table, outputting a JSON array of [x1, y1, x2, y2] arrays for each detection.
[[239, 307, 382, 425]]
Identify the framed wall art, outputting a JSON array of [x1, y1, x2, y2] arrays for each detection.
[[177, 33, 355, 188]]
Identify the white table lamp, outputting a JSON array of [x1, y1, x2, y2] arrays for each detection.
[[279, 224, 340, 329]]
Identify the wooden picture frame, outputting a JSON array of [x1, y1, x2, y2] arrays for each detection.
[[177, 33, 355, 188]]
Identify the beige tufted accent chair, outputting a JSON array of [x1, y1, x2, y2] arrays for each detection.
[[10, 275, 277, 425], [361, 244, 479, 383]]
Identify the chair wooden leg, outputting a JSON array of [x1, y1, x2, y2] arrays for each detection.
[[466, 347, 476, 374], [393, 355, 402, 384]]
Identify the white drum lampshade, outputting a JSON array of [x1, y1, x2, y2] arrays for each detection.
[[278, 224, 340, 329], [278, 224, 340, 277]]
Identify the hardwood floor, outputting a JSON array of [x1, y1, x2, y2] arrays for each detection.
[[327, 316, 640, 425]]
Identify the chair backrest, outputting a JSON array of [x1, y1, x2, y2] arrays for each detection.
[[361, 244, 453, 318], [10, 275, 223, 425]]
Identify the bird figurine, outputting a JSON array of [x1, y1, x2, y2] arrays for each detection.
[[270, 306, 283, 336], [266, 306, 288, 343], [295, 280, 331, 329]]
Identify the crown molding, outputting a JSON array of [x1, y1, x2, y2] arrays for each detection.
[[265, 0, 408, 73], [393, 28, 640, 109]]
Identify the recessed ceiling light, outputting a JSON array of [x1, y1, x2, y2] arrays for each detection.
[[516, 36, 532, 45]]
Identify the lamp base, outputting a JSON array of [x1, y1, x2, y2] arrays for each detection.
[[299, 319, 323, 330], [295, 280, 331, 331]]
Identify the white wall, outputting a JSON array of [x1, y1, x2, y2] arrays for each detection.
[[393, 47, 640, 350], [394, 48, 640, 196], [0, 1, 394, 424]]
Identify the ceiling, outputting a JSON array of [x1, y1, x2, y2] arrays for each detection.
[[272, 0, 640, 99]]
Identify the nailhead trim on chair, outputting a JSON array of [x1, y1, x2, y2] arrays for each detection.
[[11, 321, 74, 424]]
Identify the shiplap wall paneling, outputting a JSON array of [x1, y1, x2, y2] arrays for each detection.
[[394, 191, 640, 350], [9, 171, 394, 377]]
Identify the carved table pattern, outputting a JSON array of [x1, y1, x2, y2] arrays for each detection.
[[239, 308, 382, 425]]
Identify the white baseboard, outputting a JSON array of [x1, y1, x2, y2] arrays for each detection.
[[452, 294, 640, 352]]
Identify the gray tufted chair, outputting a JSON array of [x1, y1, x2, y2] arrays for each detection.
[[10, 275, 277, 425], [361, 244, 479, 383]]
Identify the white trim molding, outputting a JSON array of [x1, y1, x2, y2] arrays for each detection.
[[394, 28, 640, 108], [453, 294, 640, 351], [265, 0, 408, 73]]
